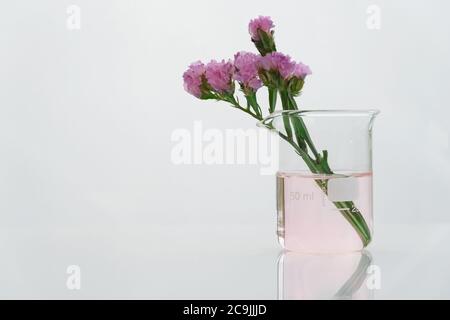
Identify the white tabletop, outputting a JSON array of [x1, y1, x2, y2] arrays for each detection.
[[1, 222, 448, 299]]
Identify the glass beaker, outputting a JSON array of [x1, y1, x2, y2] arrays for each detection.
[[260, 110, 379, 253]]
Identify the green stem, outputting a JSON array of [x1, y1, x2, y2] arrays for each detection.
[[224, 95, 262, 121], [268, 88, 277, 113], [245, 92, 263, 118], [279, 90, 306, 150], [287, 94, 321, 161], [279, 91, 293, 139]]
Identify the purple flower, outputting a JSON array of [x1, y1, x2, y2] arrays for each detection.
[[233, 51, 262, 92], [258, 52, 311, 80], [248, 16, 274, 41], [293, 62, 312, 79], [183, 61, 206, 98], [258, 52, 296, 79], [205, 59, 234, 93]]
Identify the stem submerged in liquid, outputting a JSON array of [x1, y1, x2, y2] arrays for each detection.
[[276, 92, 372, 247], [221, 92, 372, 247]]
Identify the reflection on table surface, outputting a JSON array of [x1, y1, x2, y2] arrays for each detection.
[[278, 250, 375, 300]]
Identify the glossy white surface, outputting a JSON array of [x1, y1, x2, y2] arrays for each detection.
[[1, 223, 449, 299]]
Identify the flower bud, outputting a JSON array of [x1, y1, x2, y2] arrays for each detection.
[[248, 16, 276, 56]]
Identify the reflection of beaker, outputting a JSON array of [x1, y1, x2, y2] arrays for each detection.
[[277, 250, 374, 300]]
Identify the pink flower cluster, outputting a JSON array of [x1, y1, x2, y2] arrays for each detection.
[[183, 52, 311, 98], [182, 60, 235, 98], [205, 60, 234, 94], [183, 61, 206, 98], [183, 55, 261, 98], [248, 16, 274, 41], [258, 52, 311, 80], [233, 52, 262, 91]]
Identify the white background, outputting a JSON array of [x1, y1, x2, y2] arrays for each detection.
[[0, 0, 449, 299]]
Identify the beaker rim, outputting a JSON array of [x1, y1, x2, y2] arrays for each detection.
[[257, 109, 380, 128]]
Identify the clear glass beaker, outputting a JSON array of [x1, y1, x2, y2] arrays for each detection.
[[260, 110, 379, 253]]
